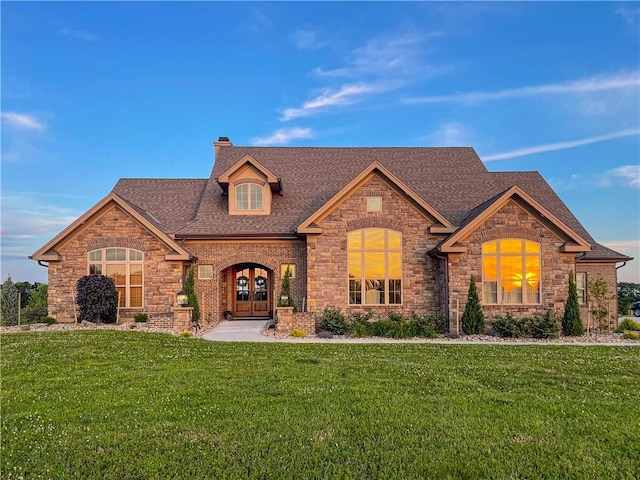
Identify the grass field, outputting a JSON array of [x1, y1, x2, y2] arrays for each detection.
[[2, 331, 639, 479]]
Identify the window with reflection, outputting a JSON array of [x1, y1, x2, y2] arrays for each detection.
[[88, 248, 143, 308], [482, 239, 540, 305], [348, 228, 402, 305], [236, 183, 263, 211]]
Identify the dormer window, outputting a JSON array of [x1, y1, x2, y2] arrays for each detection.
[[236, 183, 263, 211]]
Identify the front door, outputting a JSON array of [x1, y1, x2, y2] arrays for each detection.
[[234, 267, 270, 317]]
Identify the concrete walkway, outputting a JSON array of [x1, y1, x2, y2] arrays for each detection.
[[201, 320, 276, 342]]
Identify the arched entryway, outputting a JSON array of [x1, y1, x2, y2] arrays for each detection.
[[222, 263, 273, 319]]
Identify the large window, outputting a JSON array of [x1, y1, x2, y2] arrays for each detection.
[[236, 183, 263, 211], [348, 228, 402, 305], [88, 248, 143, 308], [482, 239, 540, 305]]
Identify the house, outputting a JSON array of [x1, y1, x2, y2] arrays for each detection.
[[31, 137, 632, 332]]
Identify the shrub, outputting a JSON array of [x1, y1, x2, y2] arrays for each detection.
[[562, 273, 584, 336], [289, 328, 307, 338], [462, 276, 485, 335], [493, 313, 529, 338], [371, 319, 414, 339], [319, 307, 350, 335], [433, 315, 449, 334], [134, 313, 149, 323], [408, 313, 438, 338], [76, 275, 118, 323], [350, 311, 374, 337], [616, 318, 640, 332], [185, 266, 201, 323], [529, 310, 560, 339], [387, 312, 405, 323], [179, 330, 191, 337], [316, 330, 334, 339], [41, 316, 56, 325], [621, 331, 639, 340]]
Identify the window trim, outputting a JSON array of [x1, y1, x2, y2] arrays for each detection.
[[481, 239, 541, 305], [235, 182, 264, 212], [88, 247, 144, 309], [367, 196, 382, 212], [347, 228, 403, 306]]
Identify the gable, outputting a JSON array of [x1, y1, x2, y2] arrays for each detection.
[[30, 193, 191, 261], [433, 186, 591, 254], [297, 161, 455, 234]]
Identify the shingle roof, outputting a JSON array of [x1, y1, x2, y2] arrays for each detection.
[[108, 144, 629, 261]]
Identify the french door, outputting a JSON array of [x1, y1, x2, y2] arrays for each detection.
[[233, 267, 269, 317]]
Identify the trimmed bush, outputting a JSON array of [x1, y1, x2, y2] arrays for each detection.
[[408, 313, 438, 338], [616, 318, 640, 332], [493, 313, 529, 338], [289, 328, 307, 338], [316, 330, 334, 339], [41, 316, 56, 325], [179, 330, 191, 337], [319, 307, 350, 335], [462, 276, 485, 335], [134, 313, 149, 323], [562, 273, 584, 336], [76, 275, 118, 324], [621, 331, 639, 340], [530, 310, 560, 339]]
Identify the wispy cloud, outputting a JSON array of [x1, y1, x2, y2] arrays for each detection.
[[403, 71, 640, 104], [251, 127, 314, 145], [280, 83, 388, 121], [601, 239, 640, 250], [1, 112, 45, 131], [59, 28, 98, 42], [605, 165, 640, 188], [482, 129, 640, 162], [291, 29, 327, 50], [421, 122, 474, 146], [615, 7, 640, 25]]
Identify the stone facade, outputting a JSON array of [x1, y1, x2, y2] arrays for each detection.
[[185, 239, 307, 326], [445, 199, 576, 329], [306, 174, 443, 317], [47, 204, 184, 325], [576, 263, 619, 329]]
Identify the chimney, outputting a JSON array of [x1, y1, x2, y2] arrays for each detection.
[[213, 136, 233, 156]]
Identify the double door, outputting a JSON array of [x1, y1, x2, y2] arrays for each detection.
[[234, 267, 269, 317]]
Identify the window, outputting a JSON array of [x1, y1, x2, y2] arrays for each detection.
[[482, 239, 540, 305], [576, 273, 586, 305], [348, 228, 402, 305], [280, 263, 296, 279], [198, 265, 213, 280], [88, 248, 143, 308], [367, 196, 382, 212], [236, 183, 263, 211]]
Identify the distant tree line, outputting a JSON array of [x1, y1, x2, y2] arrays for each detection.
[[0, 276, 48, 326], [618, 282, 640, 315]]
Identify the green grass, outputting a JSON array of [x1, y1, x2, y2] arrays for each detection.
[[2, 331, 639, 479]]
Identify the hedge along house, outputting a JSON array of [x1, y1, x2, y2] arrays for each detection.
[[31, 137, 632, 331]]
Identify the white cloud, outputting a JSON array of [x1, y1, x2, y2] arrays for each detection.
[[1, 112, 45, 131], [606, 165, 640, 188], [403, 71, 640, 104], [482, 129, 640, 162], [280, 83, 387, 121], [59, 28, 98, 42], [291, 29, 327, 50], [251, 127, 314, 145], [422, 122, 473, 146]]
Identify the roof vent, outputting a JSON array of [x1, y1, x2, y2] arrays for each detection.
[[218, 136, 230, 142], [213, 136, 233, 156]]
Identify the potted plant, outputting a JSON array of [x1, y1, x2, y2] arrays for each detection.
[[223, 310, 232, 320]]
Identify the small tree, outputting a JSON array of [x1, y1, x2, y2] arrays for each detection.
[[184, 265, 200, 323], [1, 275, 20, 326], [22, 283, 48, 324], [76, 275, 118, 323], [462, 276, 485, 335], [278, 265, 295, 309], [588, 277, 615, 332], [562, 273, 584, 336]]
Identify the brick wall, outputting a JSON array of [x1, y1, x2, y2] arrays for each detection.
[[306, 174, 443, 316], [576, 263, 619, 329], [276, 308, 317, 335], [47, 204, 184, 325], [184, 239, 307, 326], [445, 199, 576, 329]]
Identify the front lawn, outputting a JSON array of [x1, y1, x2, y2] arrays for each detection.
[[2, 331, 639, 479]]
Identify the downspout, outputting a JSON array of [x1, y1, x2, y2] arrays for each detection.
[[37, 260, 49, 268], [615, 261, 628, 270]]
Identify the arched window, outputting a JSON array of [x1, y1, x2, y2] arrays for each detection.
[[348, 228, 402, 305], [88, 248, 143, 308], [482, 239, 540, 305], [236, 183, 263, 210]]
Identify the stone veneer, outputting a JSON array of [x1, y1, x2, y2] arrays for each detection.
[[306, 174, 443, 316], [445, 199, 578, 330], [46, 204, 184, 325], [576, 263, 619, 329], [185, 239, 307, 326]]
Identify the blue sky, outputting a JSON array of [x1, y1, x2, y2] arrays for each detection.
[[2, 2, 639, 284]]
